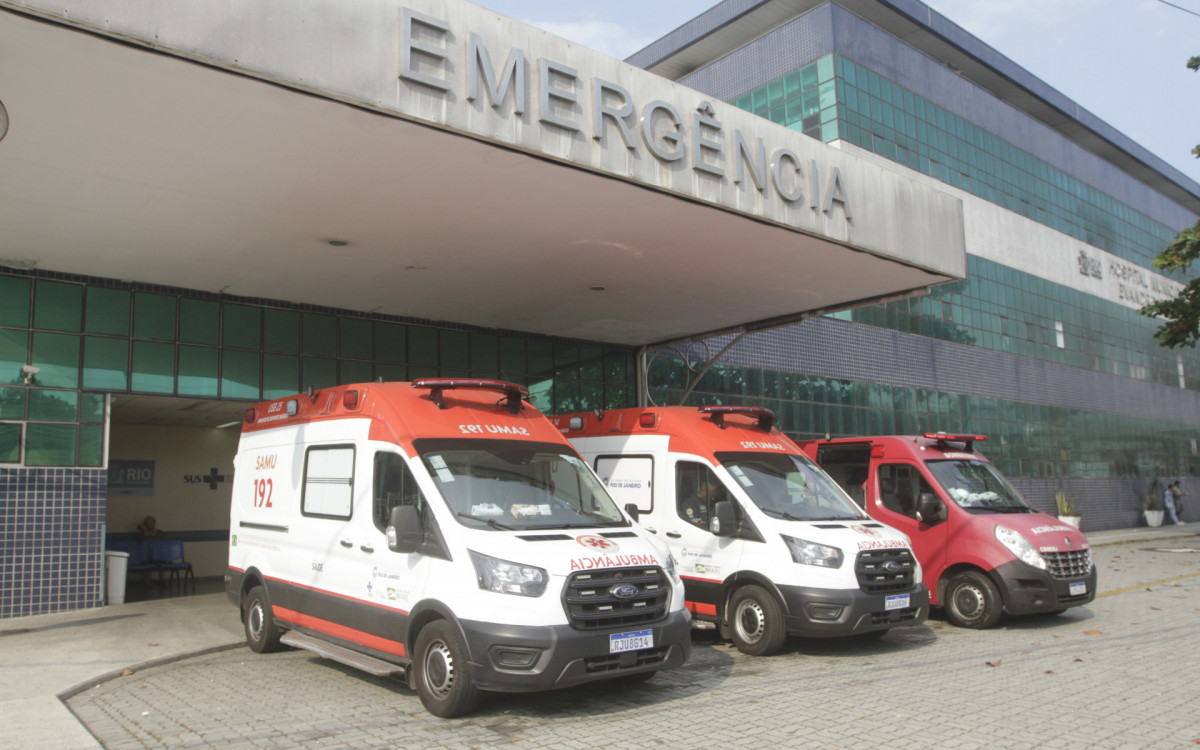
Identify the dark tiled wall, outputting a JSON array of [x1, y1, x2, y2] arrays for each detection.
[[0, 468, 106, 618]]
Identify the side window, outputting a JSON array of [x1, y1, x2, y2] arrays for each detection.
[[675, 462, 730, 530], [302, 445, 354, 519], [877, 463, 935, 519], [373, 452, 427, 532]]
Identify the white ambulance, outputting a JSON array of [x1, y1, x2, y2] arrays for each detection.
[[555, 405, 929, 655], [227, 379, 691, 718]]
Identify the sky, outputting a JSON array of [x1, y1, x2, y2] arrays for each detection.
[[473, 0, 1200, 188]]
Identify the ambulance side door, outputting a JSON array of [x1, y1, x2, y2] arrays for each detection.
[[664, 460, 742, 619], [870, 461, 948, 592]]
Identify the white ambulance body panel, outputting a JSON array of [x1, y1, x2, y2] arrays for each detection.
[[227, 381, 691, 718], [559, 406, 930, 656]]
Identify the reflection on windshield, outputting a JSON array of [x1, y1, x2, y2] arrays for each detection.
[[414, 439, 627, 530], [926, 460, 1031, 511], [715, 451, 864, 521]]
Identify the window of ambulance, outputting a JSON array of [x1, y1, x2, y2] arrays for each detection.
[[414, 439, 628, 530], [925, 459, 1033, 513], [714, 452, 866, 522]]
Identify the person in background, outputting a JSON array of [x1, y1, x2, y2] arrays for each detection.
[[1163, 483, 1184, 526], [137, 515, 162, 540], [1170, 481, 1187, 524]]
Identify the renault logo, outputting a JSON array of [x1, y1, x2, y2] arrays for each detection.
[[610, 584, 639, 599]]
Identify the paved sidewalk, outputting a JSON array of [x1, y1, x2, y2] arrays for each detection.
[[0, 524, 1193, 750]]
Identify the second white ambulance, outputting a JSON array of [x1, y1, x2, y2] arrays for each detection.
[[556, 405, 929, 655], [227, 379, 691, 717]]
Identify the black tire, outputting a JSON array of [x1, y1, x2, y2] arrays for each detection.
[[727, 585, 788, 656], [944, 571, 1003, 629], [413, 620, 481, 718], [243, 585, 283, 653]]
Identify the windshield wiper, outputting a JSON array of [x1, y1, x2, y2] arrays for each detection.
[[758, 507, 807, 522], [456, 512, 515, 530]]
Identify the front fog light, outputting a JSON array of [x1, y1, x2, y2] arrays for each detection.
[[469, 550, 548, 597]]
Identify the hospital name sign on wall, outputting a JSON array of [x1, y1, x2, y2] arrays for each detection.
[[397, 5, 853, 228]]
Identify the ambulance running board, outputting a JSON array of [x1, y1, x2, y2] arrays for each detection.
[[281, 630, 409, 680]]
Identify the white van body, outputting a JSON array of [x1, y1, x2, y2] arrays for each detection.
[[228, 380, 690, 717], [556, 406, 929, 655]]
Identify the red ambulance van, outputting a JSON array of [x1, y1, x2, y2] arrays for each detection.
[[800, 433, 1095, 628]]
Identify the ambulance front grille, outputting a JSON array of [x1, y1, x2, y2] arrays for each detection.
[[855, 549, 917, 593], [1044, 549, 1092, 579], [563, 567, 670, 630]]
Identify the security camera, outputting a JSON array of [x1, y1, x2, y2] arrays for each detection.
[[21, 364, 38, 384]]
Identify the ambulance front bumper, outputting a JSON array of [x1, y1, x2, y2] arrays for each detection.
[[778, 583, 930, 637], [994, 559, 1097, 616], [458, 609, 692, 692]]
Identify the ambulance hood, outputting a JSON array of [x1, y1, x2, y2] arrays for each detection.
[[777, 519, 915, 554], [512, 531, 673, 577], [989, 513, 1090, 553]]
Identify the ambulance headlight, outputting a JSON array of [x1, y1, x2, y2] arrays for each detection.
[[781, 535, 843, 568], [995, 525, 1046, 570], [469, 551, 548, 597]]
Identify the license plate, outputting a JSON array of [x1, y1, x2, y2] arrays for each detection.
[[885, 594, 910, 611], [1069, 582, 1087, 596], [609, 629, 653, 654]]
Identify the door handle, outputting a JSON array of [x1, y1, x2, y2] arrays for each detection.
[[644, 527, 658, 534], [339, 539, 353, 548], [665, 531, 682, 539], [359, 544, 375, 554]]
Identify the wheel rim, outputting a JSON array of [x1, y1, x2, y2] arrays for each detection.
[[248, 601, 265, 641], [953, 583, 985, 619], [734, 599, 766, 644], [423, 639, 455, 698]]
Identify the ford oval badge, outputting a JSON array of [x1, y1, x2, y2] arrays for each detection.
[[882, 560, 902, 573], [610, 584, 639, 599]]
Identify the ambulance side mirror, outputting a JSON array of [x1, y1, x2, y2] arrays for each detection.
[[624, 503, 640, 522], [386, 505, 423, 553], [711, 501, 736, 537], [916, 492, 944, 525]]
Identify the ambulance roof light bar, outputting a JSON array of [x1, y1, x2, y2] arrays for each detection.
[[412, 378, 529, 414], [923, 432, 988, 451], [698, 405, 775, 432]]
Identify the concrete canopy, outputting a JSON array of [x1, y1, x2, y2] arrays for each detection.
[[0, 0, 964, 349]]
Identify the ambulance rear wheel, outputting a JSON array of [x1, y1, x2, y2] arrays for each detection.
[[944, 571, 1002, 629], [244, 585, 282, 653], [414, 620, 481, 718], [728, 585, 787, 656]]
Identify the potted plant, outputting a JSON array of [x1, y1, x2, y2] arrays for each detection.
[[1055, 489, 1081, 528], [1144, 479, 1164, 527]]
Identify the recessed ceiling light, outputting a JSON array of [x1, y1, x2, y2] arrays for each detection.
[[590, 286, 606, 292], [328, 239, 348, 247]]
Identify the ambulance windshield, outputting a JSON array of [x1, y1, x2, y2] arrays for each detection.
[[414, 439, 627, 529], [715, 452, 865, 521], [926, 460, 1032, 512]]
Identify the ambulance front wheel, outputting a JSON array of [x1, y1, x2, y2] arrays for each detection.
[[414, 619, 482, 718], [944, 571, 1002, 629], [728, 585, 788, 656], [244, 585, 283, 653]]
